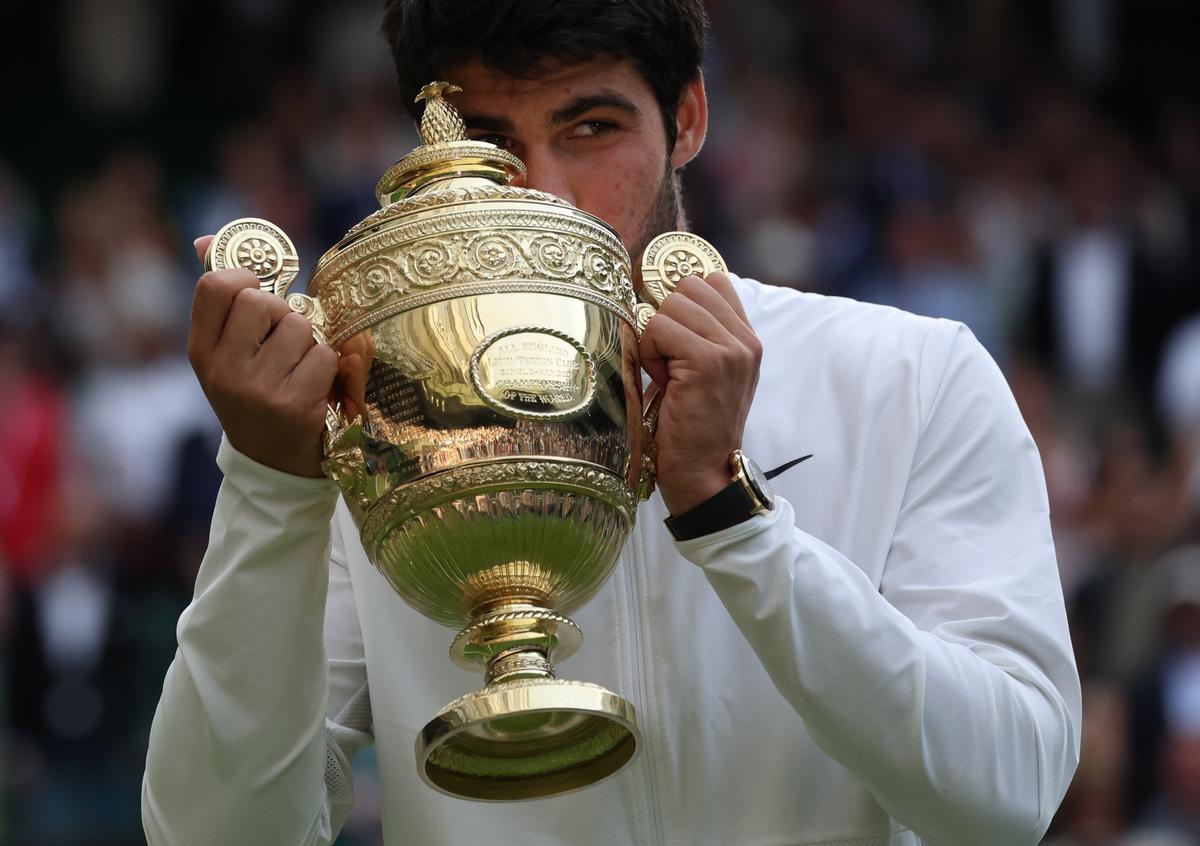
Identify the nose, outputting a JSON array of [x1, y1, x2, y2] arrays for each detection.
[[517, 148, 577, 207]]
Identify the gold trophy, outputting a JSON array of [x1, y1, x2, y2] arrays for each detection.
[[206, 82, 725, 800]]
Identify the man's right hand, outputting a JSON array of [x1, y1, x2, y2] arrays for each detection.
[[188, 235, 338, 478]]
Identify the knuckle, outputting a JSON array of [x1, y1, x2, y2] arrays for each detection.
[[309, 344, 339, 374], [279, 310, 314, 335], [197, 268, 254, 294], [232, 286, 269, 308], [194, 271, 218, 295], [194, 272, 225, 304], [222, 268, 259, 287], [658, 293, 687, 319]]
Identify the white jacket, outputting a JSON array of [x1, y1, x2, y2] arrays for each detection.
[[143, 278, 1081, 846]]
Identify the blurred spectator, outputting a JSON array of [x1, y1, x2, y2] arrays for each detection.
[[0, 166, 40, 323], [1044, 681, 1140, 845], [1159, 317, 1200, 413], [1125, 549, 1200, 839], [0, 327, 66, 588], [1070, 417, 1190, 684], [61, 0, 168, 119], [1027, 134, 1136, 398], [860, 197, 1005, 360]]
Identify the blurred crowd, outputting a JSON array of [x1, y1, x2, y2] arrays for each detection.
[[1, 1, 1198, 844]]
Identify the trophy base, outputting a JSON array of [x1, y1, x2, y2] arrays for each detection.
[[416, 677, 640, 801]]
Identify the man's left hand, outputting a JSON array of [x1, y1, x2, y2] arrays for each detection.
[[639, 272, 762, 516]]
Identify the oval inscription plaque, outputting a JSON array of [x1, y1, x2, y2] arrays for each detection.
[[470, 326, 597, 422]]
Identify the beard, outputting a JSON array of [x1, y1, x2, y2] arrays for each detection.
[[628, 164, 686, 266]]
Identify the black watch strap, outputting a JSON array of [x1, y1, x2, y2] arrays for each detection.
[[663, 481, 757, 541]]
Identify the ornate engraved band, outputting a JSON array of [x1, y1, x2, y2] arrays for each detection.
[[314, 200, 628, 283], [484, 649, 556, 685], [318, 201, 628, 280], [360, 458, 638, 553], [328, 280, 636, 347], [311, 203, 637, 340]]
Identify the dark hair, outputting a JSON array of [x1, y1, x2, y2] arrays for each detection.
[[380, 0, 708, 151]]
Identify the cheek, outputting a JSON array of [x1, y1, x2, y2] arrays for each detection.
[[575, 153, 663, 247]]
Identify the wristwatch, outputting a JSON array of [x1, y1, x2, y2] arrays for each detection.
[[664, 450, 775, 541]]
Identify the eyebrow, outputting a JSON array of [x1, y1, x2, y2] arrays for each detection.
[[461, 113, 516, 134], [546, 90, 641, 126], [461, 89, 641, 135]]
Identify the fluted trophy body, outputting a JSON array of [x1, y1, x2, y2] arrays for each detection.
[[205, 82, 726, 801]]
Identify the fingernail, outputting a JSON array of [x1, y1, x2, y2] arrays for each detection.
[[193, 237, 204, 250]]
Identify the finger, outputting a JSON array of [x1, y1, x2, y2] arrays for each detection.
[[675, 273, 755, 345], [254, 310, 317, 381], [638, 311, 718, 374], [656, 283, 737, 346], [219, 286, 294, 358], [703, 271, 751, 324], [194, 235, 215, 265], [189, 269, 261, 359], [334, 353, 370, 422], [286, 343, 339, 407]]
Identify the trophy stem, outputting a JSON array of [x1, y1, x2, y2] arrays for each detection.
[[450, 601, 584, 675], [484, 646, 555, 686]]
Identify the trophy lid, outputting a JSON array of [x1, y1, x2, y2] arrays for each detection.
[[375, 81, 527, 205]]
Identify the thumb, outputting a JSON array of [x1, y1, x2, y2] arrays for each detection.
[[193, 235, 215, 266]]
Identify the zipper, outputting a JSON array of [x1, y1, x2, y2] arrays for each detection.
[[623, 516, 667, 846]]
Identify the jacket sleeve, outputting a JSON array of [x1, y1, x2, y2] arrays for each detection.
[[676, 325, 1081, 846], [142, 438, 373, 846]]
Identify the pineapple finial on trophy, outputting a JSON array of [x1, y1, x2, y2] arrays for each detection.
[[415, 81, 466, 144], [374, 80, 525, 205]]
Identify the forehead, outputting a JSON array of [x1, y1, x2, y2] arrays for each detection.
[[445, 57, 656, 119]]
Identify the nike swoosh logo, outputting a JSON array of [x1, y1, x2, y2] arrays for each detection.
[[763, 454, 812, 481]]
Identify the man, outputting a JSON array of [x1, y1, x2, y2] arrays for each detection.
[[142, 2, 1081, 844]]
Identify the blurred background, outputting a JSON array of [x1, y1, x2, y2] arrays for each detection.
[[1, 0, 1198, 843]]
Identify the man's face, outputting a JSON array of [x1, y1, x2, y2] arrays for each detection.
[[446, 57, 688, 262]]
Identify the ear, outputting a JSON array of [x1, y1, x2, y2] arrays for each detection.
[[670, 75, 708, 170]]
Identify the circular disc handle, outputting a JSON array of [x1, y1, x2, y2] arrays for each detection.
[[638, 231, 728, 313], [204, 217, 301, 297]]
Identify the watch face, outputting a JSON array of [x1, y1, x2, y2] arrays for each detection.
[[739, 454, 774, 510]]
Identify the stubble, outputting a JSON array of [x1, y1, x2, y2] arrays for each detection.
[[629, 164, 687, 266]]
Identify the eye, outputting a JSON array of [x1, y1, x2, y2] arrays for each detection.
[[472, 133, 517, 151], [567, 120, 617, 140]]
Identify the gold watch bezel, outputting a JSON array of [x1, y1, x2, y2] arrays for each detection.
[[729, 449, 774, 514]]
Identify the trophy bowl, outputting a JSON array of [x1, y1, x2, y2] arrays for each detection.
[[205, 82, 725, 801]]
